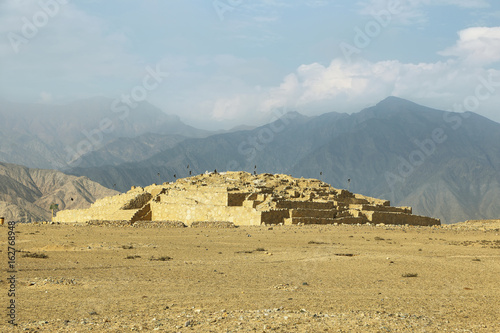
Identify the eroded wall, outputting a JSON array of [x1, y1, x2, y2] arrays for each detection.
[[363, 211, 440, 226], [150, 201, 262, 226]]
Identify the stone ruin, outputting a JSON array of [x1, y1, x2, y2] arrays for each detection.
[[54, 171, 440, 226]]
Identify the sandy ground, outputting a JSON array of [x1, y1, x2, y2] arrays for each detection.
[[1, 221, 499, 332]]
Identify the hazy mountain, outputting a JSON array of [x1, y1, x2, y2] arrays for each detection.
[[67, 97, 500, 223], [289, 97, 500, 223], [67, 133, 187, 168], [0, 97, 208, 169], [0, 162, 118, 222]]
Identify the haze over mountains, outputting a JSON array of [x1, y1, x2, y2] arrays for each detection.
[[1, 97, 499, 223], [0, 97, 208, 169]]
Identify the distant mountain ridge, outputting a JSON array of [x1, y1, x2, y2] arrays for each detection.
[[0, 97, 209, 169], [0, 162, 118, 222], [66, 97, 500, 223]]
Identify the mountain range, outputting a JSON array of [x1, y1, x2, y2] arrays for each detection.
[[1, 96, 499, 223], [0, 97, 209, 169], [0, 162, 118, 222]]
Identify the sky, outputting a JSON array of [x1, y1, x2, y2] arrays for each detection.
[[1, 0, 500, 130]]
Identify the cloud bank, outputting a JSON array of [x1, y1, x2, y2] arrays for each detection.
[[203, 27, 500, 127]]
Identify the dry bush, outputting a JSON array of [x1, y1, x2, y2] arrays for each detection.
[[22, 252, 48, 259], [402, 273, 418, 278], [308, 240, 328, 245], [150, 256, 172, 261]]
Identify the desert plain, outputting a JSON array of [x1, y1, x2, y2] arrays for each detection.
[[1, 220, 499, 332]]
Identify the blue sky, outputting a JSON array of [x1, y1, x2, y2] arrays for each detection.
[[1, 0, 500, 129]]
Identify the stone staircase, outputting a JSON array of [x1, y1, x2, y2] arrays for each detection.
[[131, 204, 151, 223]]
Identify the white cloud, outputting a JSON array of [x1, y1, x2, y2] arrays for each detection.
[[439, 27, 500, 65], [260, 73, 301, 112], [257, 58, 460, 114], [212, 95, 259, 121], [203, 26, 500, 126], [38, 92, 53, 103]]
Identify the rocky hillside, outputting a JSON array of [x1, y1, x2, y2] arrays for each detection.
[[0, 162, 118, 222]]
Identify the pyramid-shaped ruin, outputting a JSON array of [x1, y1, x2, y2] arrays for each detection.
[[55, 171, 440, 226]]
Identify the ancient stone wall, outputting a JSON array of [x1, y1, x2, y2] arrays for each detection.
[[159, 188, 229, 206], [261, 209, 290, 224], [150, 202, 262, 226], [54, 208, 138, 223], [275, 200, 335, 210], [363, 211, 440, 226], [333, 216, 368, 224], [290, 208, 337, 219], [349, 204, 412, 214], [92, 192, 145, 209], [228, 192, 248, 206], [54, 209, 92, 223]]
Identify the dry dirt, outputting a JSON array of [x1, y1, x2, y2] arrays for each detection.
[[1, 221, 499, 332]]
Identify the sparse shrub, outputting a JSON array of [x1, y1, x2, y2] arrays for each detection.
[[150, 256, 172, 261], [125, 255, 141, 259], [402, 273, 418, 278], [374, 236, 385, 241], [235, 248, 269, 254], [308, 241, 327, 245], [121, 245, 134, 249], [22, 252, 48, 259]]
